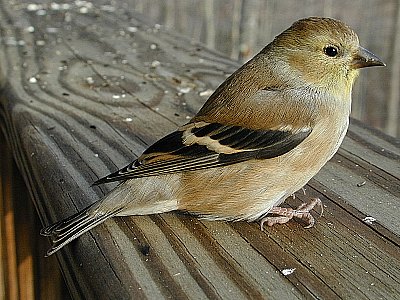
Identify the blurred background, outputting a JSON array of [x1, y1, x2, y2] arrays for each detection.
[[131, 0, 399, 137]]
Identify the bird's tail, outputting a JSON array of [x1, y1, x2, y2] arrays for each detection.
[[41, 203, 120, 256]]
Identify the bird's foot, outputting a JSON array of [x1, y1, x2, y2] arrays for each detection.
[[260, 197, 323, 231]]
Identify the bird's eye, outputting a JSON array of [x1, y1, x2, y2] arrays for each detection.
[[324, 46, 339, 57]]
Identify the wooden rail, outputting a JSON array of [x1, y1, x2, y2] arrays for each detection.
[[0, 1, 399, 299]]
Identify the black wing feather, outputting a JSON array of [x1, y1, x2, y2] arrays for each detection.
[[93, 123, 311, 185], [192, 123, 222, 137]]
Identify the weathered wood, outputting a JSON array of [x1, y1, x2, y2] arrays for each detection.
[[0, 137, 69, 300], [0, 1, 399, 299], [0, 140, 19, 300]]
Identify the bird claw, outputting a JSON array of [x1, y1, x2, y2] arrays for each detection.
[[260, 198, 323, 231], [290, 186, 307, 199]]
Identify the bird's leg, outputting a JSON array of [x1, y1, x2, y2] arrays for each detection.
[[260, 198, 323, 231]]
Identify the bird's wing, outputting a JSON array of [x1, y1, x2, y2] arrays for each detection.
[[93, 121, 312, 185]]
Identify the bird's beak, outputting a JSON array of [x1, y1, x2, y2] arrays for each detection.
[[351, 46, 386, 69]]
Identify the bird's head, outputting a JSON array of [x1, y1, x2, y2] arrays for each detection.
[[268, 17, 385, 97]]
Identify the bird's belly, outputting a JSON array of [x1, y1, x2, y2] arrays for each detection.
[[177, 159, 314, 221]]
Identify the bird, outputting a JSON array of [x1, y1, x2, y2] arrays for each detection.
[[41, 17, 385, 256]]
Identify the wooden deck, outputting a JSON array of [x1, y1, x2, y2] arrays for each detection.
[[0, 1, 399, 299]]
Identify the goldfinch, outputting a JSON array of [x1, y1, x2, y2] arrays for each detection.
[[42, 17, 385, 256]]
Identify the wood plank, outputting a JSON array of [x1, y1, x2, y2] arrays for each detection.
[[0, 140, 19, 300], [0, 135, 70, 300], [0, 1, 399, 299]]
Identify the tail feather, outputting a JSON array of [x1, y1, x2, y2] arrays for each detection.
[[41, 204, 119, 256]]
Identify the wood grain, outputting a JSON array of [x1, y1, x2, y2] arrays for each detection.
[[0, 137, 69, 300], [0, 1, 399, 299]]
